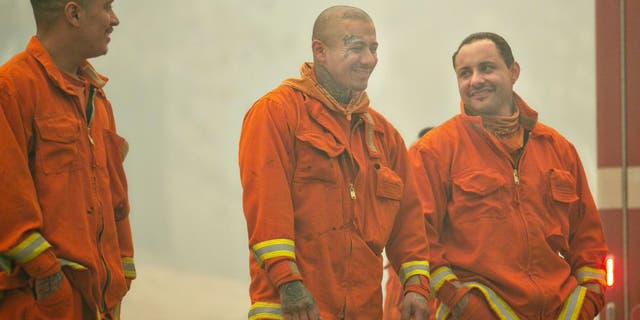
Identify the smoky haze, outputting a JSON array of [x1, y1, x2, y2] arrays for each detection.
[[1, 1, 596, 319]]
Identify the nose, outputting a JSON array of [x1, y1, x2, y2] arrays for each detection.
[[470, 70, 485, 87], [110, 10, 120, 26], [360, 48, 378, 67]]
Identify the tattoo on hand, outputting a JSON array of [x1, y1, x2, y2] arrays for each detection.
[[34, 271, 63, 301]]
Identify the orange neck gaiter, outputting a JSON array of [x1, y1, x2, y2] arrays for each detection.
[[481, 107, 525, 154], [282, 63, 369, 121]]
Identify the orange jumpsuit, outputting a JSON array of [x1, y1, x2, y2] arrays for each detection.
[[239, 63, 430, 320], [0, 37, 135, 319], [404, 94, 607, 319]]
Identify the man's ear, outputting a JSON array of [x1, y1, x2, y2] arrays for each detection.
[[510, 61, 520, 84], [63, 2, 82, 27], [312, 39, 327, 63]]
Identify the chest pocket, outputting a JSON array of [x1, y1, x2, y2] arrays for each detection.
[[35, 115, 82, 175], [545, 168, 579, 234], [451, 169, 507, 222], [293, 130, 344, 183]]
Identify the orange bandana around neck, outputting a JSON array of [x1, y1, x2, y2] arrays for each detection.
[[482, 107, 525, 153]]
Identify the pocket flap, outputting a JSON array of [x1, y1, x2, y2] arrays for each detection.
[[453, 170, 506, 196], [296, 130, 344, 157], [376, 166, 403, 200], [35, 116, 80, 143], [549, 169, 579, 203]]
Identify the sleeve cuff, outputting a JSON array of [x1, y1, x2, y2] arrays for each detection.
[[122, 256, 136, 279], [265, 259, 303, 288], [20, 249, 60, 279], [403, 274, 430, 299], [437, 280, 470, 309]]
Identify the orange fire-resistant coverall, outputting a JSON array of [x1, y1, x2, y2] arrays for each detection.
[[239, 63, 431, 320], [0, 37, 136, 319], [385, 93, 607, 320]]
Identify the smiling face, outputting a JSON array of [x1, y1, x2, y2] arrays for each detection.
[[454, 39, 520, 116], [320, 18, 378, 93], [312, 7, 379, 103], [77, 0, 119, 58]]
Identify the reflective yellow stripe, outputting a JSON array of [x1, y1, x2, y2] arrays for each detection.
[[434, 302, 450, 320], [399, 260, 430, 284], [430, 267, 457, 293], [112, 303, 121, 320], [59, 258, 87, 270], [248, 302, 283, 320], [363, 113, 378, 154], [575, 266, 606, 287], [122, 257, 136, 279], [0, 256, 12, 275], [251, 239, 295, 266], [465, 282, 518, 320], [557, 286, 587, 320], [5, 233, 51, 264]]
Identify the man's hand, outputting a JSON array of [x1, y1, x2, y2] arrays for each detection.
[[400, 292, 429, 320], [34, 270, 64, 301], [279, 280, 321, 320]]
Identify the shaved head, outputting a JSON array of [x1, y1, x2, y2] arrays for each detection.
[[312, 6, 372, 47], [30, 0, 87, 29]]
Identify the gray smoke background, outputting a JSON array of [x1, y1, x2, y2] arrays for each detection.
[[1, 1, 596, 319]]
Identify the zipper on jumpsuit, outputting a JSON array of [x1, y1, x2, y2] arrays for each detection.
[[511, 131, 545, 317], [84, 86, 111, 315], [338, 117, 363, 320]]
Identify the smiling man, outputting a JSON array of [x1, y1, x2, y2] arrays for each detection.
[[239, 6, 431, 320], [400, 32, 608, 319], [0, 0, 135, 319]]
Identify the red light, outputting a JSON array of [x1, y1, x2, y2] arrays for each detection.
[[606, 256, 614, 287]]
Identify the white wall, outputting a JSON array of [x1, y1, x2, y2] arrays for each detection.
[[1, 1, 595, 319]]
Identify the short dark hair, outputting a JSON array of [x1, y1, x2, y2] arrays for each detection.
[[30, 0, 87, 28], [418, 127, 434, 138], [452, 32, 514, 68]]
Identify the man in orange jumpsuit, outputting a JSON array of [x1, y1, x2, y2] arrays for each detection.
[[239, 5, 431, 320], [0, 0, 135, 319], [383, 126, 435, 320], [386, 32, 608, 319]]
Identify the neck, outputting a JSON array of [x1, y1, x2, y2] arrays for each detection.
[[494, 102, 516, 117], [37, 31, 84, 77], [314, 64, 352, 104]]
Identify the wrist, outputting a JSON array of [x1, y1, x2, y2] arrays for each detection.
[[403, 275, 430, 299]]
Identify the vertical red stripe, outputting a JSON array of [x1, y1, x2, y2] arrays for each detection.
[[626, 0, 640, 166], [597, 0, 622, 167]]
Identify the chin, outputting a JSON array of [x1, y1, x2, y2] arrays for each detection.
[[351, 82, 369, 92]]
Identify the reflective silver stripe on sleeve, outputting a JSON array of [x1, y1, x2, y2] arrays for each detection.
[[122, 257, 136, 279], [58, 258, 87, 270], [575, 266, 606, 286], [465, 281, 518, 320], [398, 260, 430, 284], [557, 286, 587, 320], [0, 256, 12, 275], [435, 302, 450, 320], [251, 239, 295, 266], [430, 266, 457, 293], [248, 302, 283, 320], [5, 233, 51, 264]]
